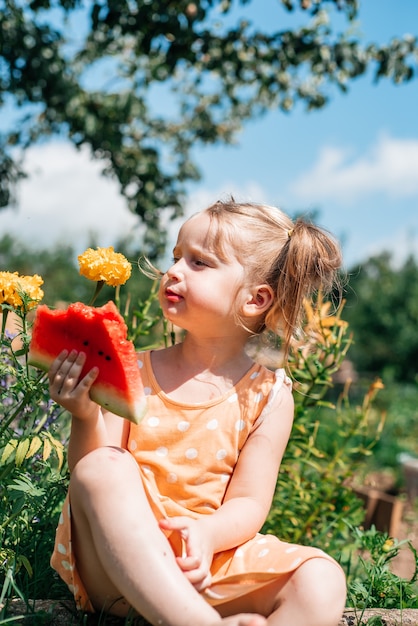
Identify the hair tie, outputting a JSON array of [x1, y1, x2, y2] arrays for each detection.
[[287, 228, 294, 239]]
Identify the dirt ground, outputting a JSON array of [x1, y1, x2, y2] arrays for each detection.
[[5, 600, 418, 625], [5, 599, 418, 626]]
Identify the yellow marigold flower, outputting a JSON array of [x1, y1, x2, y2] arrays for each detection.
[[0, 271, 20, 308], [78, 246, 132, 287], [0, 271, 44, 310], [17, 275, 45, 309]]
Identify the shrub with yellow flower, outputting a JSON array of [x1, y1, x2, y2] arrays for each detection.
[[288, 292, 352, 406], [0, 245, 164, 596], [0, 271, 44, 311]]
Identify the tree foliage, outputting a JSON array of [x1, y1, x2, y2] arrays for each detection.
[[343, 253, 418, 383], [1, 0, 417, 254]]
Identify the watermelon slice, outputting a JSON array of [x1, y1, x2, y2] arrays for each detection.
[[28, 301, 147, 424]]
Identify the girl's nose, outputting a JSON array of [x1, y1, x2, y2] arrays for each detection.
[[166, 258, 184, 279]]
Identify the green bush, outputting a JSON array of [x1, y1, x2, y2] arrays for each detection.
[[0, 262, 163, 608], [346, 525, 417, 610], [263, 296, 385, 555]]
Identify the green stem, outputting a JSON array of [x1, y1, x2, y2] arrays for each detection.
[[115, 284, 121, 310], [0, 372, 47, 434], [19, 306, 30, 376], [0, 308, 8, 345], [89, 280, 105, 306]]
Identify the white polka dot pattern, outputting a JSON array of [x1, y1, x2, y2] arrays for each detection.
[[127, 352, 293, 519]]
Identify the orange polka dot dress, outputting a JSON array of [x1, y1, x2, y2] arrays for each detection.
[[51, 350, 340, 612]]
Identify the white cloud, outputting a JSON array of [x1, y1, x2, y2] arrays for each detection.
[[0, 142, 268, 264], [0, 142, 141, 255], [289, 134, 418, 204]]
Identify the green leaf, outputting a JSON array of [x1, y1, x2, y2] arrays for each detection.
[[0, 440, 18, 466], [15, 438, 31, 467], [25, 435, 43, 459]]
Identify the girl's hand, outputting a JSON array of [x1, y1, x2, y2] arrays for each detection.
[[159, 517, 214, 591], [48, 349, 100, 420]]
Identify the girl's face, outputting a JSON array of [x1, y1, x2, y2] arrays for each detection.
[[159, 212, 247, 337]]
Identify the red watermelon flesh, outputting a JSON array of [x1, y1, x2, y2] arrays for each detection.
[[28, 301, 147, 424]]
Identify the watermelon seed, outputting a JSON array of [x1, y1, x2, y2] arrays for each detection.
[[83, 340, 89, 346], [98, 350, 104, 356], [105, 356, 112, 361]]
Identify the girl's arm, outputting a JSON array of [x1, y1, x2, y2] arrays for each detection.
[[67, 407, 129, 471], [203, 382, 295, 552], [49, 350, 129, 471]]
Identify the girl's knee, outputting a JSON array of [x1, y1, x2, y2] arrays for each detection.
[[70, 447, 137, 496], [295, 559, 346, 624]]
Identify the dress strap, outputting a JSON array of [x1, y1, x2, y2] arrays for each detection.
[[250, 368, 292, 432]]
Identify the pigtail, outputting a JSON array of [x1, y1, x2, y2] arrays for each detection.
[[264, 219, 342, 358]]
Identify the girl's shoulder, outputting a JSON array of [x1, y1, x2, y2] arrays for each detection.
[[246, 366, 293, 432], [241, 362, 292, 394]]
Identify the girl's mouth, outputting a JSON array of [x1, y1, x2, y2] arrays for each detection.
[[165, 288, 183, 303]]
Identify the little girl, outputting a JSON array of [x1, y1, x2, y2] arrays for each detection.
[[49, 200, 347, 626]]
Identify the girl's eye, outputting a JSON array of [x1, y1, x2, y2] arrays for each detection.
[[193, 258, 212, 267]]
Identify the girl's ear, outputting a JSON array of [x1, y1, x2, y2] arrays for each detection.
[[242, 285, 274, 318]]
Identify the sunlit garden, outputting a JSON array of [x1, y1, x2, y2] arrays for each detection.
[[2, 1, 418, 622], [0, 241, 417, 625]]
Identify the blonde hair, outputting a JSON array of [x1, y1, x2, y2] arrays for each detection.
[[203, 199, 342, 357]]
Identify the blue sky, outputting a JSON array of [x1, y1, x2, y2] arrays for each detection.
[[1, 0, 417, 270]]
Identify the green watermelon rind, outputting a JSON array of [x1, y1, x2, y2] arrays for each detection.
[[90, 382, 148, 424]]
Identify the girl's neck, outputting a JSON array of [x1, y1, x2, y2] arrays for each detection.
[[151, 334, 254, 402], [180, 333, 250, 372]]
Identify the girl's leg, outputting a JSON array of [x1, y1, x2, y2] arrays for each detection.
[[69, 446, 267, 626], [218, 558, 346, 626]]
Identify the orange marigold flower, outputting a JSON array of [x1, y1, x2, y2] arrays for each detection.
[[78, 246, 132, 287], [0, 271, 44, 310]]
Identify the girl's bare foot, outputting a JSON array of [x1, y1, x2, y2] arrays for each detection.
[[220, 615, 267, 626]]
